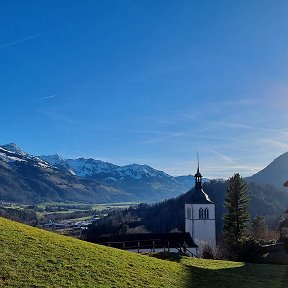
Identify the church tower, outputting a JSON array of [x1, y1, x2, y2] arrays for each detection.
[[185, 164, 216, 250]]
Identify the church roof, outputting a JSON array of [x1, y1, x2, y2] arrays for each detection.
[[190, 187, 213, 204], [187, 165, 213, 204]]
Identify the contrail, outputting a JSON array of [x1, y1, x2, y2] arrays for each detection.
[[0, 31, 49, 49], [38, 94, 56, 101]]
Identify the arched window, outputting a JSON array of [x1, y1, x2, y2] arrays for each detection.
[[204, 208, 209, 219], [199, 208, 204, 219], [187, 208, 191, 219]]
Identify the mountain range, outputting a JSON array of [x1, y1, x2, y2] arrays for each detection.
[[0, 142, 288, 205], [0, 144, 131, 203], [0, 143, 196, 203]]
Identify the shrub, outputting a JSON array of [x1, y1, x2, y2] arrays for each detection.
[[237, 238, 263, 263]]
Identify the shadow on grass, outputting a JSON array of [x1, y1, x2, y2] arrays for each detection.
[[151, 252, 288, 288]]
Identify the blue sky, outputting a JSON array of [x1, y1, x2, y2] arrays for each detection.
[[1, 1, 288, 178]]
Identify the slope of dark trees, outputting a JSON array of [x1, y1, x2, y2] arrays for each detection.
[[247, 151, 288, 188], [85, 180, 288, 240], [0, 207, 38, 226]]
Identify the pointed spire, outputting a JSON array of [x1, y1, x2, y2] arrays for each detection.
[[190, 154, 213, 204], [195, 151, 202, 179], [197, 150, 200, 174]]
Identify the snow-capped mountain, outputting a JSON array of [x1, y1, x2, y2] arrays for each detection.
[[40, 156, 176, 181], [0, 142, 206, 204], [1, 143, 28, 156], [39, 154, 67, 167], [39, 155, 76, 175], [0, 143, 51, 169], [115, 164, 172, 180], [38, 155, 196, 201], [39, 156, 176, 182], [65, 158, 118, 177], [0, 144, 130, 204]]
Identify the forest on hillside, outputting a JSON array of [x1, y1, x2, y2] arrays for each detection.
[[85, 180, 288, 240]]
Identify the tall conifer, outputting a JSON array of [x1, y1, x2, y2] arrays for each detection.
[[223, 173, 249, 258]]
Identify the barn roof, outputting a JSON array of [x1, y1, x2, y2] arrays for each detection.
[[93, 232, 197, 249]]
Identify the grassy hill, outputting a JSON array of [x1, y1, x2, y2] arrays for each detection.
[[1, 218, 288, 288]]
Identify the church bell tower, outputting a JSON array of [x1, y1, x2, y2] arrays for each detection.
[[185, 163, 216, 249]]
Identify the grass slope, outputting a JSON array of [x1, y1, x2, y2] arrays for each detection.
[[0, 217, 288, 288]]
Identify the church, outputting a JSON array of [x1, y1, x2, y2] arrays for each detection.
[[185, 165, 216, 253], [93, 165, 216, 257]]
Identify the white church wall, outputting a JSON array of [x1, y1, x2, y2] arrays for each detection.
[[185, 203, 216, 249], [191, 203, 215, 220], [193, 218, 216, 248]]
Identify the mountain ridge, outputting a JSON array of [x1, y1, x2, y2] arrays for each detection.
[[247, 151, 288, 188], [0, 143, 197, 203], [2, 142, 288, 205], [38, 153, 202, 201], [0, 143, 131, 204]]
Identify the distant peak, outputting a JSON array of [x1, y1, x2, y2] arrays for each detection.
[[38, 154, 66, 165], [1, 143, 27, 155], [49, 154, 63, 160], [3, 143, 18, 148]]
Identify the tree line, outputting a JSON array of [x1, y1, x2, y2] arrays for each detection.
[[85, 174, 283, 262]]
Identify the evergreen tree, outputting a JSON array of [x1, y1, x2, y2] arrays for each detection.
[[223, 173, 249, 258]]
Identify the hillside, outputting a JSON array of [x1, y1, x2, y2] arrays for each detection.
[[247, 152, 288, 188], [0, 217, 287, 288], [86, 180, 288, 239]]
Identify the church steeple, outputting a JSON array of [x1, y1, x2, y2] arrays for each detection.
[[194, 153, 202, 188], [190, 157, 213, 204], [185, 157, 216, 252]]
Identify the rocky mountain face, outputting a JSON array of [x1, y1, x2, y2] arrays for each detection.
[[247, 152, 288, 189], [39, 155, 196, 201], [0, 144, 130, 204], [0, 143, 196, 204]]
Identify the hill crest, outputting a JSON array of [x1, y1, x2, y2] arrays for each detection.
[[247, 151, 288, 188]]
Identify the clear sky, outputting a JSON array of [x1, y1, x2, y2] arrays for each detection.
[[1, 0, 288, 178]]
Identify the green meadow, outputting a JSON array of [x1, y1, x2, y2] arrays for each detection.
[[0, 217, 287, 288]]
